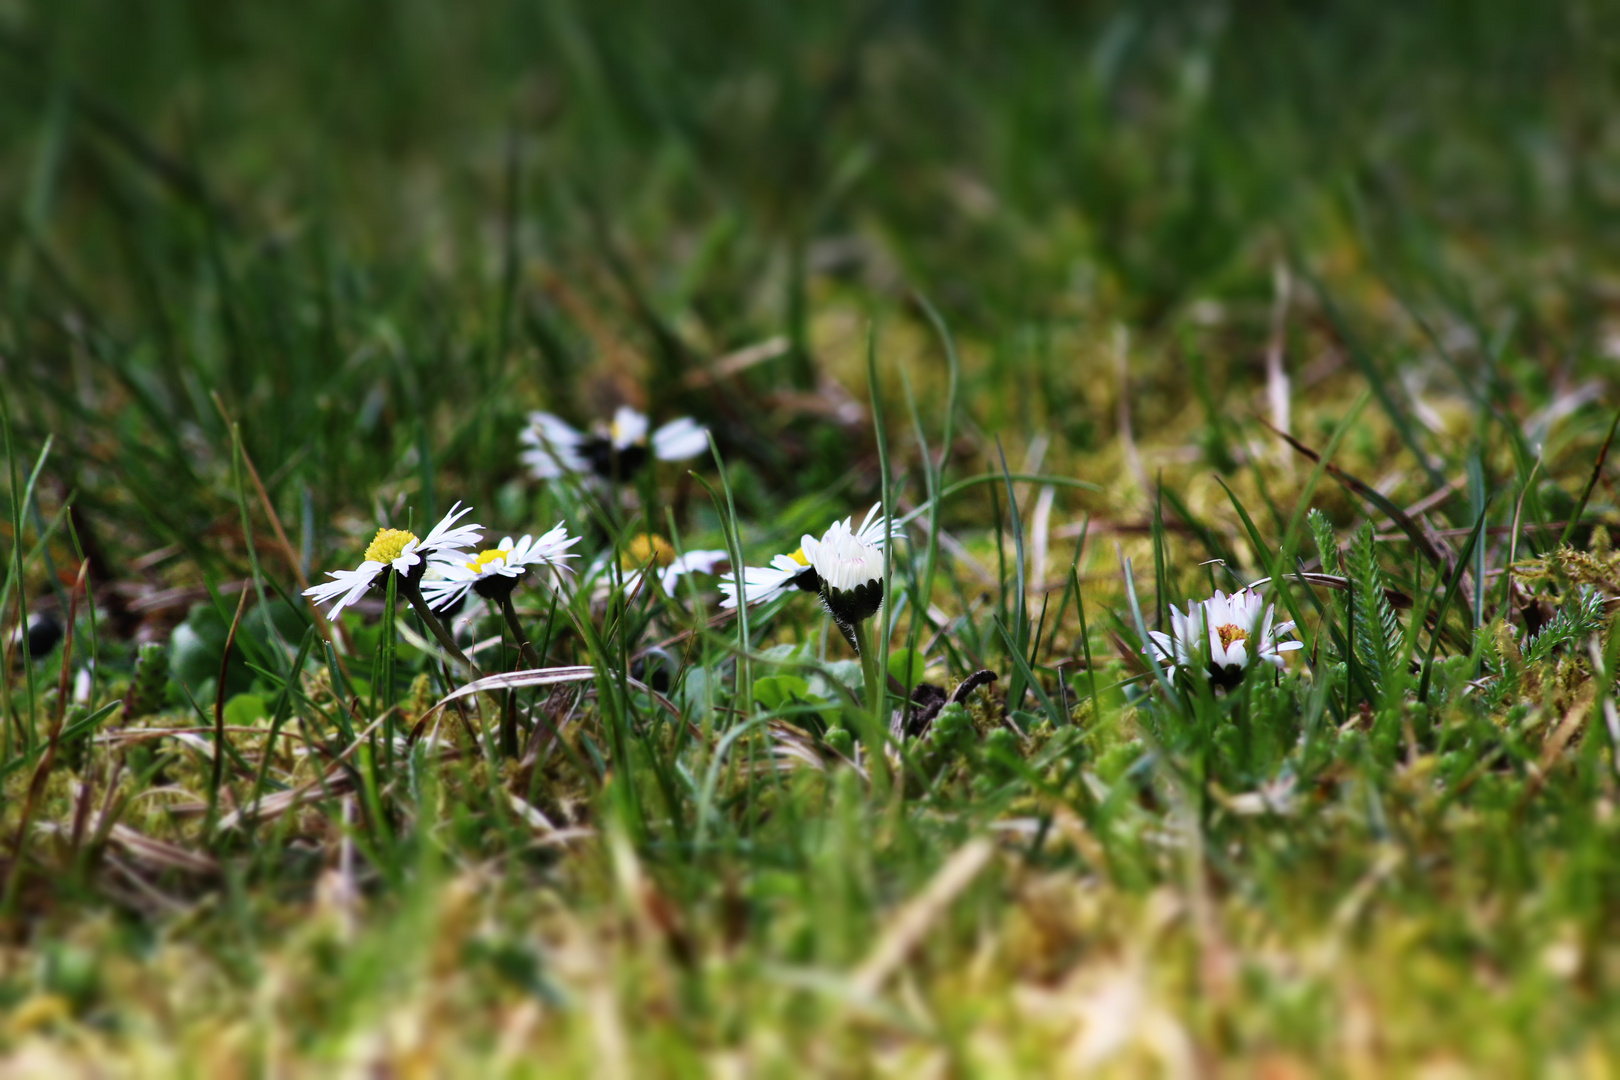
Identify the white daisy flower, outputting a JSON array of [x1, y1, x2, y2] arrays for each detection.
[[802, 512, 889, 627], [421, 524, 582, 610], [303, 502, 484, 620], [520, 405, 708, 482], [718, 504, 896, 610], [1145, 587, 1303, 688], [591, 534, 730, 599]]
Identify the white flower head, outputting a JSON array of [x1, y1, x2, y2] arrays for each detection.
[[520, 406, 708, 482], [801, 517, 884, 592], [1145, 587, 1303, 688], [303, 502, 484, 620], [719, 504, 897, 611], [421, 523, 581, 610]]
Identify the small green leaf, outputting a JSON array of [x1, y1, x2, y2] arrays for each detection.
[[753, 674, 813, 712], [223, 693, 267, 728], [886, 648, 926, 690]]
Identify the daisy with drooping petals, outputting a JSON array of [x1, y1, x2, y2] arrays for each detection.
[[1144, 587, 1303, 689], [718, 504, 896, 610], [422, 524, 581, 611], [303, 502, 484, 620], [520, 406, 709, 483]]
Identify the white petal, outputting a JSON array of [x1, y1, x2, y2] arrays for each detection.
[[658, 549, 728, 594], [418, 502, 484, 555], [303, 563, 384, 620], [798, 533, 823, 567], [1145, 631, 1176, 662], [769, 552, 808, 574], [504, 523, 581, 572], [1204, 604, 1224, 658], [421, 577, 474, 611], [652, 417, 709, 462], [718, 563, 800, 609], [807, 524, 884, 592], [521, 413, 588, 477], [389, 539, 425, 575], [853, 503, 900, 547]]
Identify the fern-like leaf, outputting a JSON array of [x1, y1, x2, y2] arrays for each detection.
[[1523, 587, 1607, 665], [1347, 522, 1403, 692], [1309, 508, 1340, 576]]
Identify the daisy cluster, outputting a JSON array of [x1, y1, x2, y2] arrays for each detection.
[[304, 494, 903, 667], [306, 401, 1304, 690], [303, 503, 580, 620], [305, 405, 719, 628], [510, 404, 904, 635]]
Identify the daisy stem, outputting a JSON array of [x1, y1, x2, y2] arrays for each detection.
[[399, 582, 475, 670], [498, 595, 543, 669], [849, 617, 889, 776]]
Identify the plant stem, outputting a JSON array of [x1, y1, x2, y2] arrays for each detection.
[[849, 617, 889, 786], [400, 581, 475, 670], [499, 594, 543, 669]]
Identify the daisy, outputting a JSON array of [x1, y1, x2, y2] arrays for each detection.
[[520, 406, 709, 482], [421, 524, 581, 610], [303, 502, 484, 621], [594, 534, 730, 599], [1144, 587, 1303, 689], [800, 514, 888, 628], [759, 504, 900, 720], [718, 504, 896, 610]]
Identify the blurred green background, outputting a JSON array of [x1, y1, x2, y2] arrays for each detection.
[[1, 0, 1615, 570]]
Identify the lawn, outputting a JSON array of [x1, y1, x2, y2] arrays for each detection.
[[2, 1, 1619, 1074]]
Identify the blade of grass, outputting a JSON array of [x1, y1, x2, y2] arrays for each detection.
[[1560, 403, 1620, 548]]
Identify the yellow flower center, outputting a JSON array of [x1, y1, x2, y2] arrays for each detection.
[[1216, 623, 1249, 649], [789, 547, 810, 566], [364, 528, 418, 565], [466, 549, 509, 575], [622, 533, 675, 570]]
